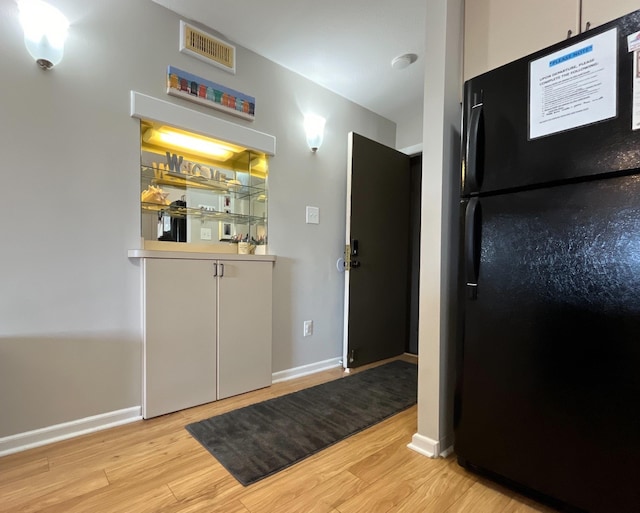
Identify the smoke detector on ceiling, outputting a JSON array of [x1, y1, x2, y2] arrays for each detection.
[[391, 53, 418, 70]]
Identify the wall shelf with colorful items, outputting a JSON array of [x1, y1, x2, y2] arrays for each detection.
[[167, 66, 255, 121]]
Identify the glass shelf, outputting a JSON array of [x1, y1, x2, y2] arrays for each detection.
[[141, 202, 266, 224], [141, 165, 266, 199]]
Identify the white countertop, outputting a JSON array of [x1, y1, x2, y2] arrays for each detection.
[[128, 249, 276, 262]]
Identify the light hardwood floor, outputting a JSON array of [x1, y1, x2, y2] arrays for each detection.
[[0, 356, 559, 513]]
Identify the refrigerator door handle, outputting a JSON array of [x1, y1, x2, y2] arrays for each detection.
[[465, 197, 481, 299], [465, 103, 484, 193]]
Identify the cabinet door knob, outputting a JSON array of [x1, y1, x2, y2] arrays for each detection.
[[567, 29, 573, 38], [585, 21, 591, 31]]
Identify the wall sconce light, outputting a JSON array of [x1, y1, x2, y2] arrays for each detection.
[[304, 114, 326, 153], [18, 0, 69, 70]]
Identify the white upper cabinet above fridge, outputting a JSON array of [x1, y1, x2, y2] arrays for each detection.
[[464, 0, 639, 81], [581, 0, 640, 32], [464, 0, 579, 81]]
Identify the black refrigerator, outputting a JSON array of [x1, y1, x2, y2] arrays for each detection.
[[455, 10, 640, 513]]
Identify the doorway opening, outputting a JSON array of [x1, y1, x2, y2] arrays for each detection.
[[406, 153, 422, 355]]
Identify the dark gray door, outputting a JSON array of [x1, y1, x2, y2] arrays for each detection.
[[343, 132, 411, 368]]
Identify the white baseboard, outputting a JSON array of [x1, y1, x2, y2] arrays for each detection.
[[272, 357, 342, 383], [0, 406, 142, 457], [407, 432, 453, 458]]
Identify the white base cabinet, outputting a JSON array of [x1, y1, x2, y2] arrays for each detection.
[[217, 259, 273, 400], [140, 254, 273, 418]]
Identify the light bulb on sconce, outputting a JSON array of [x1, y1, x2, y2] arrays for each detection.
[[304, 114, 326, 153], [18, 0, 69, 70]]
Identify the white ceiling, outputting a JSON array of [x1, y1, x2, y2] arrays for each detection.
[[152, 0, 426, 127]]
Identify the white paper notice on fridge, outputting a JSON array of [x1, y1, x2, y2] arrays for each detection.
[[625, 31, 640, 131], [633, 50, 640, 131], [529, 28, 618, 140], [627, 30, 640, 52]]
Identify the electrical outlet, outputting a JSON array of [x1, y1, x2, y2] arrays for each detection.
[[200, 227, 212, 240], [303, 320, 313, 337]]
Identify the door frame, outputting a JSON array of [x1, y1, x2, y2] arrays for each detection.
[[342, 133, 355, 369]]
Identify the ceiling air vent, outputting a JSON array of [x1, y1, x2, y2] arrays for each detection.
[[179, 21, 236, 74]]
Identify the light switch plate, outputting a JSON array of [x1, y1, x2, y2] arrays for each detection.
[[200, 227, 212, 240], [303, 320, 313, 337], [306, 206, 320, 224]]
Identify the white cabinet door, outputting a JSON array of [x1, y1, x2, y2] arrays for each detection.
[[581, 0, 639, 32], [217, 260, 272, 399], [143, 258, 217, 418], [464, 0, 580, 80]]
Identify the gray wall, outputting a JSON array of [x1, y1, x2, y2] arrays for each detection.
[[0, 0, 395, 438], [415, 0, 463, 452], [396, 100, 424, 150]]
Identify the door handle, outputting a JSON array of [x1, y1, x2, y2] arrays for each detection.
[[465, 103, 484, 194], [351, 239, 361, 268], [219, 263, 225, 277], [464, 197, 481, 299], [213, 262, 218, 277], [346, 239, 361, 269]]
